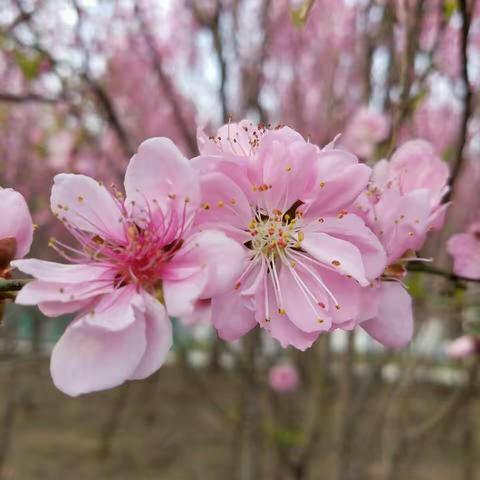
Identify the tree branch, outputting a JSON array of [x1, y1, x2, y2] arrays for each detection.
[[0, 279, 29, 292], [134, 2, 197, 155], [444, 0, 476, 202], [0, 93, 59, 104], [407, 263, 480, 284]]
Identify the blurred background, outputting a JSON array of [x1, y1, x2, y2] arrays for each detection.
[[1, 0, 480, 479]]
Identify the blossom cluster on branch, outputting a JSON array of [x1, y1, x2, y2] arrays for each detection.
[[1, 119, 473, 396]]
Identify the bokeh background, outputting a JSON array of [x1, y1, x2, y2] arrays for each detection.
[[1, 0, 480, 479]]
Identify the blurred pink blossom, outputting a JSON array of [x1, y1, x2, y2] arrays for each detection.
[[340, 107, 390, 160], [447, 336, 480, 359], [14, 137, 244, 396], [268, 363, 300, 393], [447, 222, 480, 280]]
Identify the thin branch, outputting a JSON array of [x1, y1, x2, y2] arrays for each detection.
[[387, 0, 425, 153], [407, 263, 480, 284], [0, 279, 29, 293], [8, 3, 134, 159], [0, 93, 59, 104], [134, 2, 197, 155], [444, 0, 476, 202]]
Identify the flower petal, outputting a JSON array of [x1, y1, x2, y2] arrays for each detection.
[[302, 232, 369, 286], [361, 282, 413, 349], [80, 286, 140, 331], [51, 174, 125, 242], [211, 291, 257, 341], [306, 214, 387, 280], [164, 230, 246, 308], [129, 293, 172, 380], [124, 137, 200, 219], [50, 316, 146, 396], [12, 259, 114, 283], [256, 279, 319, 350], [194, 172, 252, 243], [278, 264, 332, 333], [15, 279, 114, 307]]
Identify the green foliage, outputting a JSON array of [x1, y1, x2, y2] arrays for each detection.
[[405, 272, 426, 300], [444, 0, 459, 19], [290, 0, 316, 28], [13, 50, 44, 80], [267, 424, 305, 448]]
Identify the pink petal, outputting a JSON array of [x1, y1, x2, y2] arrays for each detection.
[[251, 132, 318, 211], [278, 264, 332, 333], [124, 137, 200, 219], [306, 161, 371, 217], [194, 171, 252, 243], [302, 232, 369, 286], [306, 214, 387, 280], [447, 232, 480, 280], [12, 259, 114, 283], [163, 271, 207, 317], [211, 291, 257, 341], [80, 286, 140, 331], [51, 174, 126, 242], [15, 279, 114, 307], [163, 228, 246, 316], [256, 280, 319, 350], [129, 293, 172, 380], [361, 282, 413, 349], [39, 298, 93, 316], [0, 189, 33, 258], [50, 316, 146, 396]]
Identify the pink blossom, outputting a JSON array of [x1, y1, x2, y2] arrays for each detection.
[[447, 336, 480, 359], [0, 188, 34, 264], [194, 121, 386, 350], [357, 139, 450, 264], [14, 137, 244, 396], [340, 107, 390, 159], [447, 222, 480, 280], [268, 363, 300, 393], [355, 140, 450, 348]]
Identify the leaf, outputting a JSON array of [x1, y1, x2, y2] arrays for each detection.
[[444, 0, 459, 19], [290, 0, 317, 28], [13, 50, 44, 80]]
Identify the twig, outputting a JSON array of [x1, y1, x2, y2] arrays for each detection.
[[134, 2, 197, 155], [336, 331, 356, 480], [0, 279, 29, 292], [98, 383, 131, 459], [407, 263, 480, 284], [444, 0, 476, 202], [387, 0, 425, 153], [237, 329, 262, 480], [0, 93, 59, 104], [0, 359, 19, 479]]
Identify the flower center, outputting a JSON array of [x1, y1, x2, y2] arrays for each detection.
[[247, 210, 304, 258], [113, 224, 182, 290]]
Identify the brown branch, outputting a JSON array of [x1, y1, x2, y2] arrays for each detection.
[[387, 0, 425, 152], [444, 0, 476, 202], [0, 279, 29, 293], [407, 263, 480, 284], [0, 359, 19, 479], [0, 93, 59, 104], [8, 3, 134, 159], [134, 2, 197, 155]]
